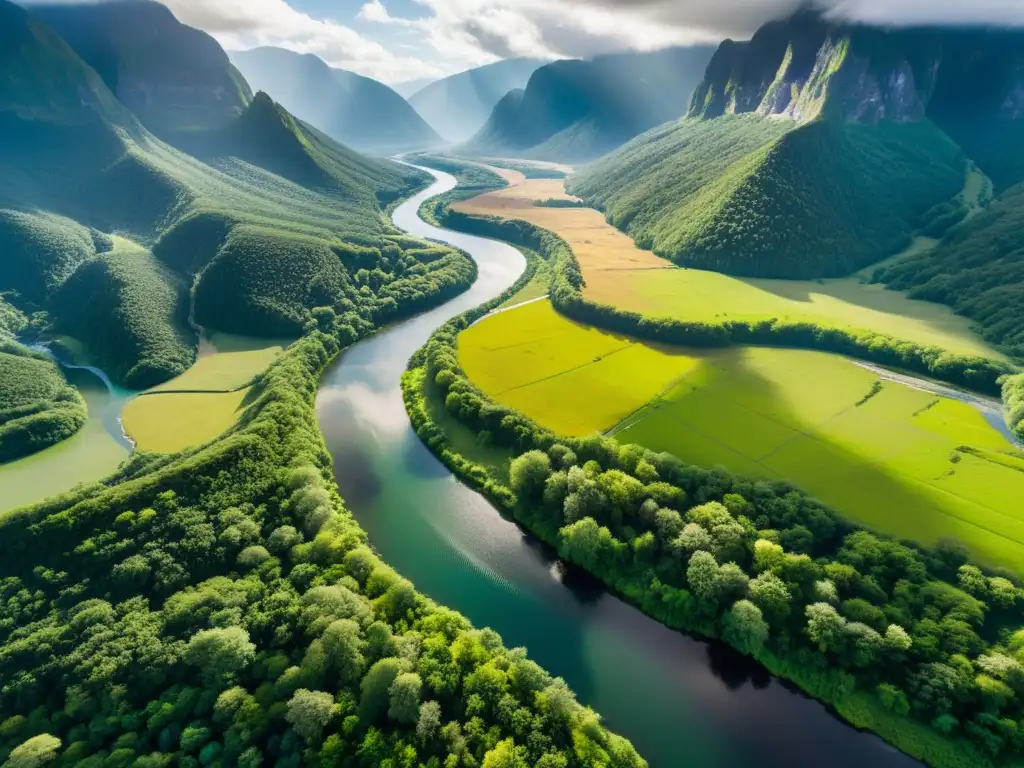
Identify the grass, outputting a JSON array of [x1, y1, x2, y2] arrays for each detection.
[[121, 389, 251, 454], [459, 300, 1024, 574], [459, 301, 700, 436], [152, 336, 286, 392], [455, 175, 1004, 361]]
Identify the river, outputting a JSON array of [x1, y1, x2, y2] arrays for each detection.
[[315, 167, 921, 768]]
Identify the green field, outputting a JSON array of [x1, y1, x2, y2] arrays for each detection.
[[605, 267, 1004, 360], [152, 333, 286, 392], [459, 301, 700, 436], [122, 389, 251, 453], [460, 301, 1024, 573]]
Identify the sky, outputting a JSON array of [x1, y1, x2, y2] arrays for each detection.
[[39, 0, 1024, 84]]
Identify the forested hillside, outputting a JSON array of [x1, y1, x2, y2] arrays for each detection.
[[31, 0, 252, 139], [0, 0, 449, 386], [0, 342, 86, 462], [571, 9, 1024, 279], [408, 58, 546, 143], [878, 182, 1024, 356], [230, 47, 440, 154], [464, 46, 715, 162]]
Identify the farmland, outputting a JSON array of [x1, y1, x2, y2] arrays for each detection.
[[460, 299, 1024, 573], [453, 175, 1004, 360], [121, 389, 251, 453]]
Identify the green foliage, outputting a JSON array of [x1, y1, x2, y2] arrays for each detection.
[[0, 344, 86, 462], [0, 211, 99, 306], [571, 116, 965, 278], [51, 248, 196, 388], [879, 182, 1024, 357]]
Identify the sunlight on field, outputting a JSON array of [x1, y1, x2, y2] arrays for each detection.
[[459, 299, 1024, 574], [153, 334, 286, 392], [454, 177, 1004, 360], [459, 301, 699, 436], [122, 389, 251, 453]]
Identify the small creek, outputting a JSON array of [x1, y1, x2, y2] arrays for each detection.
[[315, 167, 922, 768]]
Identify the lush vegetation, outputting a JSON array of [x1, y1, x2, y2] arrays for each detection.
[[877, 181, 1024, 358], [435, 204, 1013, 395], [570, 117, 966, 278], [464, 47, 715, 162], [231, 47, 440, 153], [0, 342, 86, 462], [122, 389, 251, 454], [408, 293, 1024, 767], [51, 247, 197, 388]]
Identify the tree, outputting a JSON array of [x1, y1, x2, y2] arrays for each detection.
[[753, 539, 785, 573], [877, 683, 910, 715], [686, 551, 721, 604], [320, 619, 365, 685], [805, 603, 847, 654], [748, 571, 792, 625], [388, 672, 422, 724], [286, 689, 335, 742], [722, 600, 769, 655], [718, 563, 750, 602], [482, 739, 529, 768], [359, 658, 407, 722], [4, 734, 61, 768], [672, 524, 712, 557], [509, 451, 552, 501], [416, 701, 441, 743], [184, 627, 256, 684]]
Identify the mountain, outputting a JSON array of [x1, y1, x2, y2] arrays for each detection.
[[462, 46, 716, 162], [570, 11, 1024, 279], [230, 46, 440, 154], [408, 58, 547, 143], [30, 0, 251, 138], [2, 0, 431, 386], [392, 76, 437, 98]]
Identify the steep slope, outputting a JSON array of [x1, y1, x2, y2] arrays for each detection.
[[409, 58, 546, 143], [571, 12, 1024, 279], [31, 0, 251, 138], [230, 46, 440, 153], [1, 0, 445, 385], [463, 46, 716, 162], [878, 181, 1024, 356]]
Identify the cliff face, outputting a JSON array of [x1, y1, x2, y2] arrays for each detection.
[[30, 0, 251, 137], [688, 12, 1024, 127]]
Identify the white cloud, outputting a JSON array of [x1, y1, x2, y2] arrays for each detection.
[[156, 0, 444, 82]]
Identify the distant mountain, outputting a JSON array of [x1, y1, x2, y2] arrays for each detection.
[[571, 11, 1024, 279], [462, 47, 716, 162], [393, 76, 437, 98], [409, 58, 547, 143], [230, 46, 440, 154], [1, 0, 427, 386], [30, 0, 251, 138]]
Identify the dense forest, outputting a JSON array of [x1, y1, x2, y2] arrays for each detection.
[[409, 280, 1024, 768], [0, 342, 86, 462], [877, 182, 1024, 357], [569, 117, 965, 279]]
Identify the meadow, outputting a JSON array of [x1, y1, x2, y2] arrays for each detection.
[[121, 389, 251, 453], [454, 174, 1004, 360], [151, 333, 286, 392], [460, 300, 1024, 574]]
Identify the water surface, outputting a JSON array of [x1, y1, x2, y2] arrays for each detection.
[[316, 167, 921, 768]]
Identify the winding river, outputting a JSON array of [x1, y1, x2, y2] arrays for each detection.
[[316, 168, 921, 768]]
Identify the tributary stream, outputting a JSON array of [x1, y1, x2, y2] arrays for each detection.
[[316, 167, 921, 768]]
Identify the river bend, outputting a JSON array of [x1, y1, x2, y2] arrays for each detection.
[[315, 167, 921, 768]]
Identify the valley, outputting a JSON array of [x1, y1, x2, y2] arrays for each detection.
[[4, 2, 1024, 768]]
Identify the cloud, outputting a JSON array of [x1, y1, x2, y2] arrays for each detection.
[[152, 0, 445, 82]]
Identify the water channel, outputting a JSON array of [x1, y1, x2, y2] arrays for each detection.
[[315, 167, 921, 767]]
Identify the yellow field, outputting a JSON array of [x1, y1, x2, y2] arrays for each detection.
[[153, 333, 285, 392], [460, 301, 699, 435], [454, 176, 1004, 360], [459, 300, 1024, 573], [122, 389, 251, 453]]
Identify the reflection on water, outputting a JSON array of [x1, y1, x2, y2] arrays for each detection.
[[315, 167, 922, 768]]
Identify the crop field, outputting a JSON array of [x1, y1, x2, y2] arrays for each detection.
[[459, 301, 700, 436], [460, 301, 1024, 573], [454, 178, 1004, 360], [122, 389, 250, 453], [152, 334, 286, 392]]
